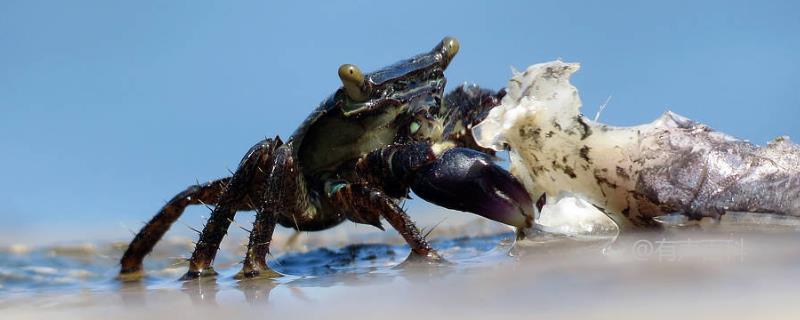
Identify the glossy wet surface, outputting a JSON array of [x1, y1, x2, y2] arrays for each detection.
[[2, 226, 800, 319]]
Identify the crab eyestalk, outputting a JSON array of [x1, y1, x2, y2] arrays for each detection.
[[436, 36, 460, 68], [338, 64, 368, 102], [408, 146, 534, 229]]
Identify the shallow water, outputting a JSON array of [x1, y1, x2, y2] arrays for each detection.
[[2, 224, 800, 319]]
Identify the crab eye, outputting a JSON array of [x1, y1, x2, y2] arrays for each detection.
[[442, 37, 459, 60], [338, 64, 368, 102], [440, 37, 460, 68]]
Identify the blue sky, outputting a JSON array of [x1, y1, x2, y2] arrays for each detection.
[[1, 0, 798, 244]]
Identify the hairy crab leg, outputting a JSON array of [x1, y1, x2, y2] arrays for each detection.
[[119, 177, 232, 276], [328, 182, 440, 260], [184, 137, 281, 279], [239, 205, 277, 278], [240, 143, 314, 278]]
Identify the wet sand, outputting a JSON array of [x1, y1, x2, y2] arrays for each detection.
[[2, 219, 800, 319]]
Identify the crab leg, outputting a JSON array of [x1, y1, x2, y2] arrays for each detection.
[[240, 143, 313, 277], [183, 137, 281, 279], [371, 191, 439, 259], [328, 182, 439, 259], [240, 205, 277, 278], [120, 177, 232, 275]]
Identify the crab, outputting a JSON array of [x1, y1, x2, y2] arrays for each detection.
[[119, 37, 534, 279]]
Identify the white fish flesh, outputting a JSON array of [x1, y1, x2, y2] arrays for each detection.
[[474, 61, 800, 229]]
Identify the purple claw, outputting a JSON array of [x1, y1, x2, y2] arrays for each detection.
[[410, 147, 534, 229]]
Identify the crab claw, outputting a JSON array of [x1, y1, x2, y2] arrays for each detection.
[[410, 147, 534, 229]]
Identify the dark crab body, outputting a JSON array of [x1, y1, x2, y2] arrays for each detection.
[[120, 37, 533, 279]]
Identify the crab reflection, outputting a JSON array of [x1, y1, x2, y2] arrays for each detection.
[[176, 233, 517, 305]]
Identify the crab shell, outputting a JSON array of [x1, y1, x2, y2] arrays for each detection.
[[284, 37, 534, 230]]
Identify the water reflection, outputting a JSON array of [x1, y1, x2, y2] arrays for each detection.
[[5, 227, 800, 319], [172, 233, 515, 305], [118, 280, 147, 306], [236, 277, 279, 304]]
